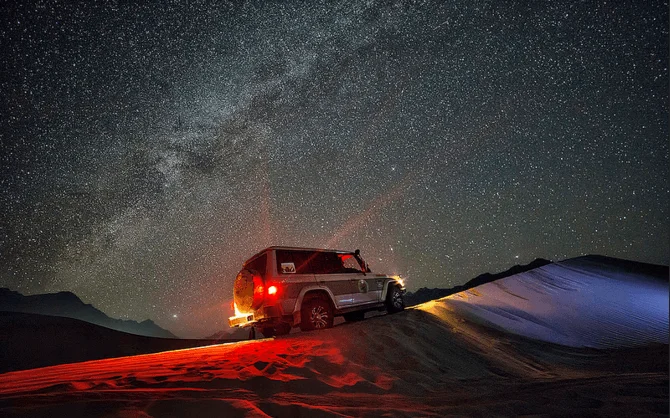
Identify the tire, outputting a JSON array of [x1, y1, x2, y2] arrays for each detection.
[[385, 285, 405, 314], [300, 296, 334, 331], [259, 327, 275, 338], [343, 311, 365, 322]]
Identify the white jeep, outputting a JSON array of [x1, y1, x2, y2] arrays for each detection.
[[228, 246, 406, 337]]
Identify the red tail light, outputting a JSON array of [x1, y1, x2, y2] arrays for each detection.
[[267, 285, 277, 295], [251, 274, 264, 309]]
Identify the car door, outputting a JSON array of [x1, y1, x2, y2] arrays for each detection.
[[310, 251, 358, 307], [338, 253, 380, 305]]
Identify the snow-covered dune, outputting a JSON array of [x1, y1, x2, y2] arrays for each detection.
[[433, 255, 669, 349]]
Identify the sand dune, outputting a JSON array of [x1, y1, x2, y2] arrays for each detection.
[[0, 308, 666, 416], [0, 256, 667, 417], [439, 255, 669, 349], [0, 312, 240, 373]]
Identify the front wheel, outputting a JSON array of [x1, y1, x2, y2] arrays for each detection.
[[300, 297, 334, 331], [385, 285, 405, 314]]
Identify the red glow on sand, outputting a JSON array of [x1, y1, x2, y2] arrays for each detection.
[[0, 333, 400, 416]]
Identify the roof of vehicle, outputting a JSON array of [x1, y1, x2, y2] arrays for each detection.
[[244, 246, 357, 264]]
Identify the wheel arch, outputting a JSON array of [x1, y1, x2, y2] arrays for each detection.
[[292, 286, 336, 326], [381, 278, 403, 301]]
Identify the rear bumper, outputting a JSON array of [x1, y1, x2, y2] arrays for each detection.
[[228, 313, 255, 328], [228, 305, 281, 328]]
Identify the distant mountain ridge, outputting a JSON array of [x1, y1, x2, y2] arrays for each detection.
[[0, 288, 176, 338], [404, 258, 553, 307]]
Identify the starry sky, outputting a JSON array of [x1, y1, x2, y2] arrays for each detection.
[[1, 0, 667, 338]]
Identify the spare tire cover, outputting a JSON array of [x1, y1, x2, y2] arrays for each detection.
[[234, 269, 259, 312]]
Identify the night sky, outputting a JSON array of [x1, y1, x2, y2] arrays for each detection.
[[1, 1, 667, 338]]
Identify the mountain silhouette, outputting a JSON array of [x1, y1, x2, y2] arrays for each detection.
[[0, 288, 176, 338]]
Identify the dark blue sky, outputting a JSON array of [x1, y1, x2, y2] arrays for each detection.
[[1, 0, 667, 337]]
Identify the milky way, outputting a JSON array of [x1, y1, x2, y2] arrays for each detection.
[[1, 1, 667, 337]]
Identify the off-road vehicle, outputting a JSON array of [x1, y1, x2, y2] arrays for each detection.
[[228, 246, 406, 337]]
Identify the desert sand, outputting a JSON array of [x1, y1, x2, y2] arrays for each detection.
[[0, 256, 667, 417]]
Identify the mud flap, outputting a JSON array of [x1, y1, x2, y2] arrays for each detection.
[[293, 310, 301, 326]]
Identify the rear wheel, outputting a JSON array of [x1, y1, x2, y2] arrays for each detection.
[[385, 285, 405, 314], [300, 296, 334, 331]]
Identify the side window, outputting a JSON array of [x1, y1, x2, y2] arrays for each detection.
[[310, 252, 345, 274], [245, 253, 267, 277], [339, 254, 363, 273], [274, 250, 360, 274], [276, 250, 312, 274]]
